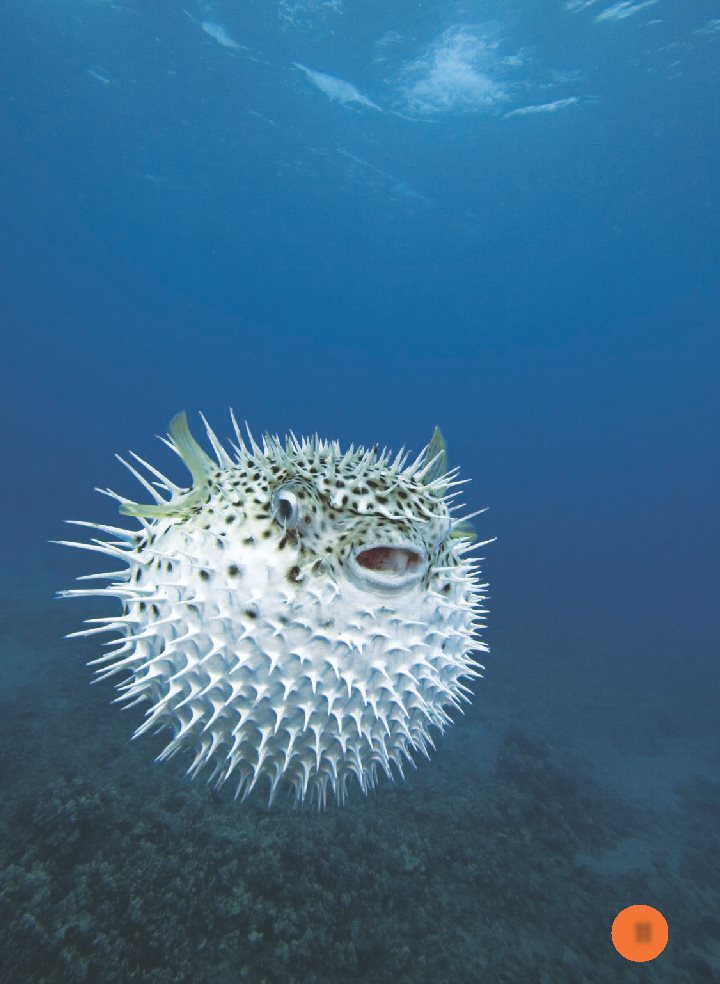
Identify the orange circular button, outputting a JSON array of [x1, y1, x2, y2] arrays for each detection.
[[612, 905, 668, 962]]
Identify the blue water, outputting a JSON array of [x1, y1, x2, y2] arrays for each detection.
[[1, 2, 718, 982]]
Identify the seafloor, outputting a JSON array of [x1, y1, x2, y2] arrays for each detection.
[[0, 597, 718, 984]]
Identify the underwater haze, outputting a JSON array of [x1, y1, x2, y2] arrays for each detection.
[[1, 1, 719, 982]]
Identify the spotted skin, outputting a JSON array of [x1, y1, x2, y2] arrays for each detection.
[[58, 413, 488, 807]]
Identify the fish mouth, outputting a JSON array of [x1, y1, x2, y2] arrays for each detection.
[[347, 543, 427, 592]]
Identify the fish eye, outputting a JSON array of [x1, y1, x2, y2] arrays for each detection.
[[272, 488, 301, 529]]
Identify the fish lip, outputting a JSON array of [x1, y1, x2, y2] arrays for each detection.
[[346, 542, 428, 593]]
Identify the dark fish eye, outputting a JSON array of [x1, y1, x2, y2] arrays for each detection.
[[277, 497, 294, 521], [272, 488, 301, 529]]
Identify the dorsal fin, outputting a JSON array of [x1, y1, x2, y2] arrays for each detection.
[[422, 426, 448, 485], [168, 411, 214, 484], [118, 412, 213, 520], [423, 427, 477, 540]]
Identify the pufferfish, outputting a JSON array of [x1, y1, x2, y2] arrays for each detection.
[[58, 413, 489, 807]]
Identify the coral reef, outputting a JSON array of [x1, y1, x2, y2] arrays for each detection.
[[0, 629, 718, 982]]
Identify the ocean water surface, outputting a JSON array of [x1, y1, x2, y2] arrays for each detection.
[[1, 1, 718, 981]]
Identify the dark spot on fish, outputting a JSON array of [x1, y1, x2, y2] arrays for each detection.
[[199, 570, 210, 581], [228, 564, 241, 577], [245, 606, 258, 619], [243, 536, 255, 546], [151, 604, 159, 617]]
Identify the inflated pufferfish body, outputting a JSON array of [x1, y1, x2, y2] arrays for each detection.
[[60, 413, 489, 807]]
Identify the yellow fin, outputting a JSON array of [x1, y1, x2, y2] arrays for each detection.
[[422, 426, 448, 485], [118, 488, 207, 520], [449, 520, 477, 542], [118, 413, 213, 520], [169, 411, 214, 485]]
